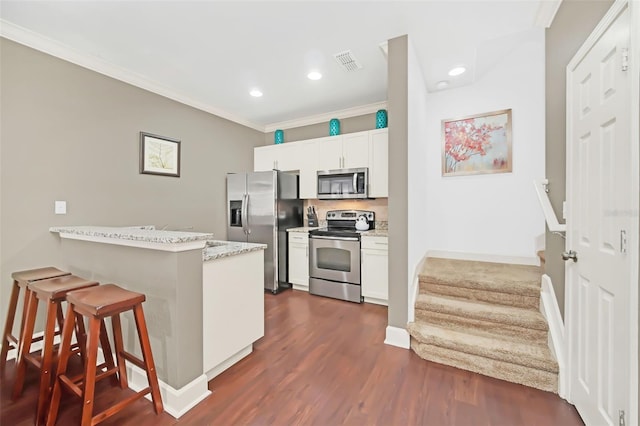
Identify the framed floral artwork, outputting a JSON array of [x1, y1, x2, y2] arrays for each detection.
[[442, 109, 512, 176]]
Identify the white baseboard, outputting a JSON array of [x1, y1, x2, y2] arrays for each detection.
[[540, 274, 566, 399], [127, 363, 211, 419], [426, 250, 540, 266], [95, 347, 210, 419], [205, 344, 252, 381], [384, 326, 410, 349], [291, 284, 309, 292], [409, 255, 428, 323], [363, 297, 388, 306]]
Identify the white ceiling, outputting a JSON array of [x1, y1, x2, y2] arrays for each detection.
[[0, 1, 553, 131]]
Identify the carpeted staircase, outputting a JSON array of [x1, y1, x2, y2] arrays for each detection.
[[407, 257, 558, 393]]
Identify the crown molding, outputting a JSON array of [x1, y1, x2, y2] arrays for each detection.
[[0, 20, 265, 132], [264, 101, 388, 133], [534, 0, 563, 28]]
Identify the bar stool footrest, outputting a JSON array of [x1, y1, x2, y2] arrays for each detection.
[[120, 351, 146, 371], [92, 388, 152, 425]]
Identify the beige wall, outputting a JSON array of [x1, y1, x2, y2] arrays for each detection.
[[545, 0, 613, 316], [387, 35, 409, 330], [264, 113, 377, 145], [0, 38, 263, 334]]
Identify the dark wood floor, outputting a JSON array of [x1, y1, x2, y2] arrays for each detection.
[[2, 289, 582, 425]]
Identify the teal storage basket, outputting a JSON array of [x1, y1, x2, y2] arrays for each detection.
[[376, 109, 388, 129], [329, 118, 340, 136], [274, 129, 284, 144]]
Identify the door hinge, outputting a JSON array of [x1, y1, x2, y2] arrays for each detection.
[[621, 48, 629, 71], [620, 230, 627, 254], [619, 409, 625, 426]]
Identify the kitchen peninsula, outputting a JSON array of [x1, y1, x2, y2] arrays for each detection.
[[49, 226, 266, 418]]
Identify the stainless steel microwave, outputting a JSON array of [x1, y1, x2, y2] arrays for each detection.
[[317, 168, 368, 200]]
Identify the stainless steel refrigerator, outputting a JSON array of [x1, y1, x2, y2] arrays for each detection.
[[226, 170, 303, 293]]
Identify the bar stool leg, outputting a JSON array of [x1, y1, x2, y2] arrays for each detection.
[[98, 319, 119, 386], [35, 300, 62, 425], [80, 316, 101, 426], [12, 289, 38, 400], [46, 304, 76, 426], [0, 281, 20, 372], [111, 314, 128, 389], [133, 305, 163, 414], [75, 313, 88, 363]]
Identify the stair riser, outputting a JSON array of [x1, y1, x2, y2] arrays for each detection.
[[411, 340, 557, 394], [414, 309, 548, 345], [420, 283, 539, 310], [415, 301, 549, 331], [408, 326, 557, 372]]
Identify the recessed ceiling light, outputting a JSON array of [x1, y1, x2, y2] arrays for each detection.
[[249, 89, 263, 97], [307, 71, 322, 80], [436, 80, 450, 89], [448, 66, 466, 77]]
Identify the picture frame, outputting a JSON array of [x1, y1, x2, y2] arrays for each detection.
[[140, 132, 181, 177], [442, 108, 512, 177]]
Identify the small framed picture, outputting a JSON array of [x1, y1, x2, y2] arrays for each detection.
[[442, 109, 512, 177], [140, 132, 181, 177]]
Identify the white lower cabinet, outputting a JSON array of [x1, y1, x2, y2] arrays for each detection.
[[288, 232, 309, 290], [202, 250, 264, 378], [361, 236, 388, 305]]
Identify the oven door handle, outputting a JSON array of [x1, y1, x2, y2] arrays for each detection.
[[310, 235, 360, 241]]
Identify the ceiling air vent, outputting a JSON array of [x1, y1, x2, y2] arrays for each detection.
[[333, 50, 363, 72]]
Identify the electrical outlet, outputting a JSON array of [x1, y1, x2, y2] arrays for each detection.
[[55, 201, 67, 215]]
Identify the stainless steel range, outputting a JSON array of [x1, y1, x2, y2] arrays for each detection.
[[308, 210, 375, 303]]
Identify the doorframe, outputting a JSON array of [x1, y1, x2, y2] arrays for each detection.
[[564, 0, 639, 423]]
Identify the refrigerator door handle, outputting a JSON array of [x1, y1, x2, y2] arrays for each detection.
[[242, 193, 249, 235]]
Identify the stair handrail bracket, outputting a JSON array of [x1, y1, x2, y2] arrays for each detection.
[[533, 179, 566, 234]]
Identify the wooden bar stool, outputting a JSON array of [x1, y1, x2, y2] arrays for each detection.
[[12, 275, 100, 425], [1, 267, 71, 373], [47, 284, 163, 426]]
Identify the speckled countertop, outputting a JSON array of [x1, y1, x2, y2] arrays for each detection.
[[287, 226, 388, 237], [203, 240, 266, 261], [50, 226, 214, 243], [287, 227, 319, 233]]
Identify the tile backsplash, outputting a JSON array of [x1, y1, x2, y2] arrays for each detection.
[[303, 198, 388, 225]]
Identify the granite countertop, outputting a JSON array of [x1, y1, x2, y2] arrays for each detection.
[[203, 240, 267, 261], [287, 227, 319, 233], [360, 229, 388, 237], [50, 225, 214, 244]]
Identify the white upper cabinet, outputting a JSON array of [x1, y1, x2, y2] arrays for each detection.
[[254, 140, 318, 199], [342, 132, 369, 169], [254, 144, 280, 171], [316, 136, 344, 170], [368, 128, 388, 198], [296, 140, 318, 199], [317, 132, 369, 170], [254, 127, 388, 199]]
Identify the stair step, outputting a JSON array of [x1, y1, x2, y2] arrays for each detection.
[[415, 294, 549, 331], [414, 309, 549, 345], [419, 258, 541, 300], [421, 282, 540, 309], [407, 322, 558, 373], [410, 340, 558, 393]]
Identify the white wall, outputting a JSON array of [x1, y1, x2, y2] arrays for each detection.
[[407, 38, 431, 322], [422, 28, 546, 261]]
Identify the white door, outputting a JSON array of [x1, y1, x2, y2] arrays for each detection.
[[566, 2, 634, 425]]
